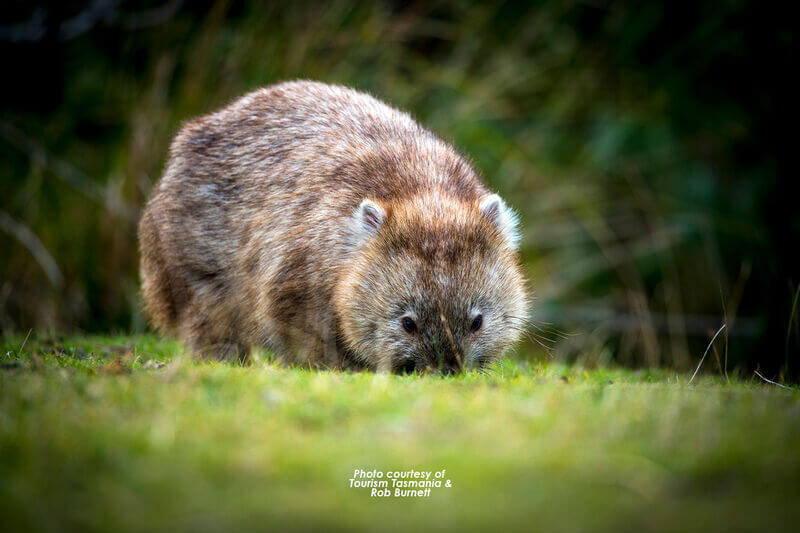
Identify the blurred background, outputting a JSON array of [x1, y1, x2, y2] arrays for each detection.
[[0, 1, 796, 378]]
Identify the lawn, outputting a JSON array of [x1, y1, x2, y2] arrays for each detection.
[[1, 334, 799, 531]]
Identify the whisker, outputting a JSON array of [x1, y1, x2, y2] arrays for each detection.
[[507, 325, 555, 352], [507, 323, 558, 346]]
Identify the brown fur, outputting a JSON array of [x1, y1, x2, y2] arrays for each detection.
[[138, 80, 528, 372]]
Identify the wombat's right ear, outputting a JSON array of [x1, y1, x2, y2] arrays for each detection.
[[480, 193, 520, 250], [352, 199, 386, 241]]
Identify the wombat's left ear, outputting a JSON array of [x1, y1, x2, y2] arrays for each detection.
[[351, 199, 386, 242], [480, 194, 520, 249]]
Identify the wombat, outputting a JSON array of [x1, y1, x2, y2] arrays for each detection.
[[139, 81, 527, 373]]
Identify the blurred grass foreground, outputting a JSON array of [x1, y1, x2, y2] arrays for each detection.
[[0, 3, 796, 372], [1, 334, 799, 531]]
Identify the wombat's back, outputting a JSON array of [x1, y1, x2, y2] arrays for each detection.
[[139, 81, 485, 363]]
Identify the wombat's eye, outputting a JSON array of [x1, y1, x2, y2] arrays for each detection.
[[401, 316, 417, 334], [470, 314, 483, 332]]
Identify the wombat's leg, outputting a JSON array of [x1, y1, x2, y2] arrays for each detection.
[[209, 341, 251, 365], [187, 336, 251, 365], [180, 316, 251, 364]]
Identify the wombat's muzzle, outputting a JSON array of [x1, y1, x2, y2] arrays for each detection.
[[393, 354, 463, 376]]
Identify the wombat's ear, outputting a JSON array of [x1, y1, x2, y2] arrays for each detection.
[[352, 199, 386, 240], [480, 193, 520, 249]]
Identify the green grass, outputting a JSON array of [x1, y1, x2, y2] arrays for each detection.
[[2, 334, 799, 531]]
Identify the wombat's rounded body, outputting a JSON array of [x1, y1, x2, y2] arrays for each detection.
[[139, 81, 527, 372]]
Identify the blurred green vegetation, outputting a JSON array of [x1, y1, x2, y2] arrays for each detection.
[[0, 1, 796, 377], [1, 333, 799, 531]]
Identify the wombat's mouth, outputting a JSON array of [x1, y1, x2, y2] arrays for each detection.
[[394, 358, 417, 375], [392, 358, 463, 376]]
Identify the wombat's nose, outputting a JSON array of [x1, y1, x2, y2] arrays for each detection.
[[440, 364, 461, 376], [395, 358, 416, 375]]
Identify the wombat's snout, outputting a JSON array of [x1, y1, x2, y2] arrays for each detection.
[[395, 358, 417, 375], [439, 364, 461, 376], [393, 356, 463, 376]]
